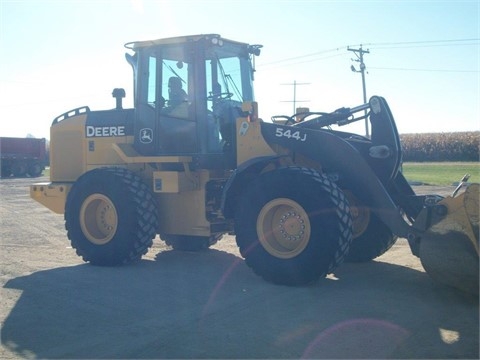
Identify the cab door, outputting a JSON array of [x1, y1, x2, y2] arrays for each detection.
[[157, 54, 197, 154], [134, 42, 200, 155]]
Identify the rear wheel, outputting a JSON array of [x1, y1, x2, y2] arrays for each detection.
[[65, 167, 158, 265], [234, 167, 352, 285]]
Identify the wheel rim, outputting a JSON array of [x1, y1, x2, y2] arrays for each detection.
[[257, 198, 311, 259], [345, 191, 370, 238], [80, 194, 118, 245]]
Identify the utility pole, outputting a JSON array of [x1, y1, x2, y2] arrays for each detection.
[[281, 80, 310, 114], [348, 45, 370, 137]]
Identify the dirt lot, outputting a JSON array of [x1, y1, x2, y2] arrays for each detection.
[[0, 176, 478, 359]]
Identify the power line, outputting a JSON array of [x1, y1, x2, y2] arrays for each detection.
[[257, 53, 344, 70], [351, 39, 480, 51], [259, 47, 347, 67], [369, 42, 480, 50], [258, 38, 479, 69], [369, 67, 480, 73], [362, 38, 480, 47]]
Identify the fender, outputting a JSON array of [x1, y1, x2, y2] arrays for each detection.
[[260, 121, 413, 238], [221, 155, 285, 219]]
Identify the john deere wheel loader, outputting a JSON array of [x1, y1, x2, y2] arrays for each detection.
[[30, 34, 478, 293]]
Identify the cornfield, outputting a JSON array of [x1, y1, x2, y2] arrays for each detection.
[[400, 132, 479, 162]]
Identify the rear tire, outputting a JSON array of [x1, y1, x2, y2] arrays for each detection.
[[65, 167, 158, 265], [234, 167, 352, 285]]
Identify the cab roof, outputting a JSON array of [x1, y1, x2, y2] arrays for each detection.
[[124, 34, 250, 51]]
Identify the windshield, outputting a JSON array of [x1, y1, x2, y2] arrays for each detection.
[[206, 57, 243, 103], [205, 43, 254, 107]]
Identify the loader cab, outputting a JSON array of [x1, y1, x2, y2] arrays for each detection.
[[125, 34, 260, 169]]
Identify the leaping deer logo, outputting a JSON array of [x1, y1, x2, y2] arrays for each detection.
[[139, 128, 153, 144]]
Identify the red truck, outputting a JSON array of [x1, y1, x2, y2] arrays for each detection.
[[0, 137, 47, 177]]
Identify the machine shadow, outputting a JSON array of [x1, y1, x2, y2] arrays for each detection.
[[2, 248, 478, 359]]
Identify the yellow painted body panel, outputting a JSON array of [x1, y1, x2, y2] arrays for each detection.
[[429, 184, 479, 254], [86, 136, 134, 166], [156, 170, 212, 236], [152, 171, 198, 193], [49, 114, 87, 182], [112, 143, 192, 164], [419, 183, 479, 294], [236, 117, 276, 166], [30, 182, 72, 214]]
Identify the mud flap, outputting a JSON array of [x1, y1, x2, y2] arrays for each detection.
[[420, 184, 479, 294]]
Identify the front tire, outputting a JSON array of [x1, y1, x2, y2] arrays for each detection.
[[234, 167, 352, 285], [65, 167, 158, 265], [345, 213, 398, 262], [343, 190, 398, 262]]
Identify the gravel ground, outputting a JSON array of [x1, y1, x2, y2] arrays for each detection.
[[1, 176, 478, 359]]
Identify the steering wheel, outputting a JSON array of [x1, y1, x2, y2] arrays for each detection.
[[207, 92, 234, 101]]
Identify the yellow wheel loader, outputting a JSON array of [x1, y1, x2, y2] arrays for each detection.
[[30, 34, 478, 293]]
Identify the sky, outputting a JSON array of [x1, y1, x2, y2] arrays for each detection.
[[0, 0, 479, 140]]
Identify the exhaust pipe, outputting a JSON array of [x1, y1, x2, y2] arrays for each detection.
[[112, 88, 126, 109]]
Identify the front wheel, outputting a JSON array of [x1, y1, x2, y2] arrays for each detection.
[[346, 214, 398, 262], [344, 192, 398, 262], [234, 167, 352, 285], [65, 167, 158, 265]]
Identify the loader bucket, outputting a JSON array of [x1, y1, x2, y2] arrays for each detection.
[[419, 183, 479, 294]]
